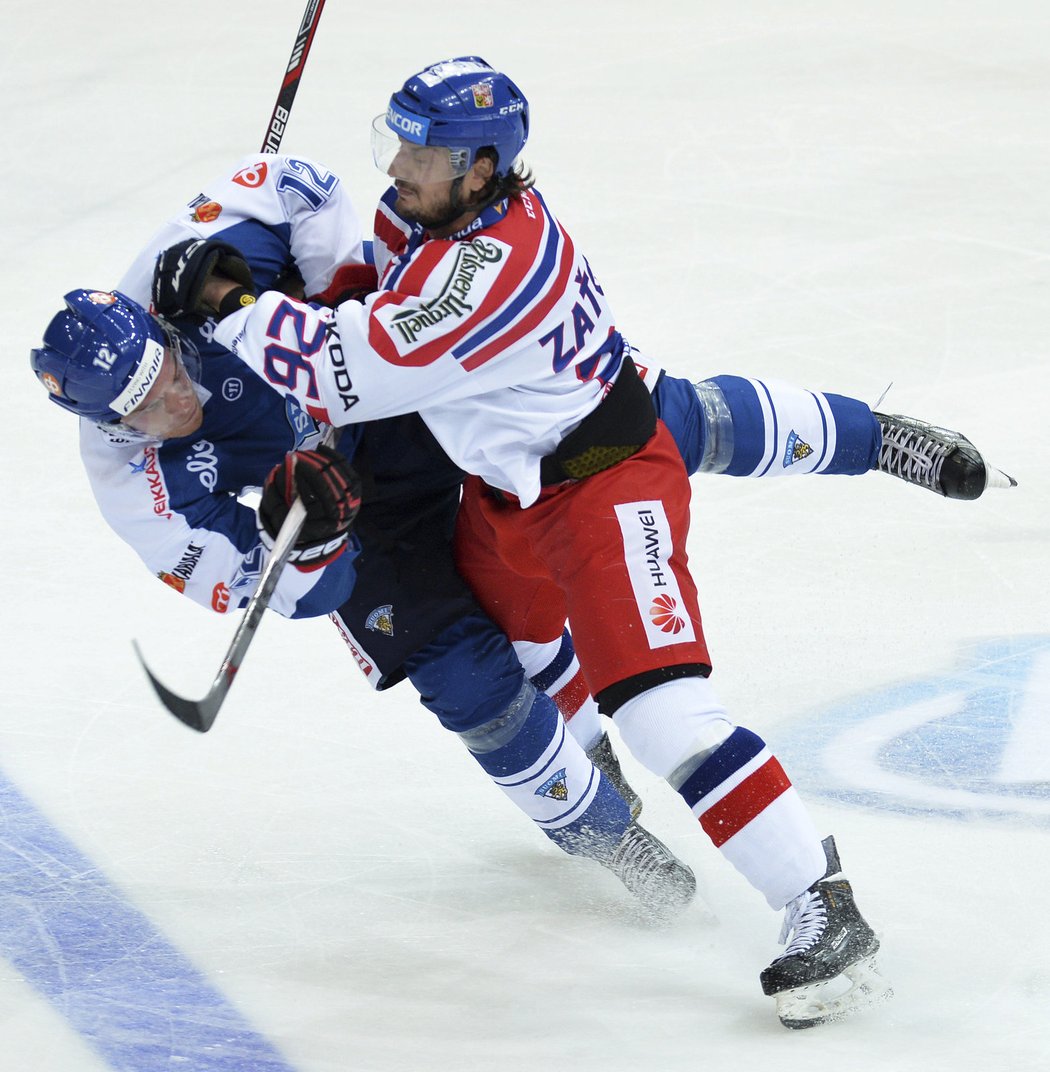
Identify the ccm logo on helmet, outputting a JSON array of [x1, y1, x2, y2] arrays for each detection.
[[387, 105, 429, 143]]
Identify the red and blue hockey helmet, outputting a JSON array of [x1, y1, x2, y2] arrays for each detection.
[[30, 289, 172, 423], [373, 56, 529, 182]]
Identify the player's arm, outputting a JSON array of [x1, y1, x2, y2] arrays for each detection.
[[80, 427, 360, 619], [150, 267, 489, 426], [117, 154, 369, 308]]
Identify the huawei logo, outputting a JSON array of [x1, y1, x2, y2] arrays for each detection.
[[650, 593, 687, 634]]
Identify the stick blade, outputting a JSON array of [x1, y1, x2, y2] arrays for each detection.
[[133, 641, 227, 733]]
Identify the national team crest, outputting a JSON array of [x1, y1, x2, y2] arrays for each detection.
[[536, 768, 569, 801], [783, 430, 814, 467], [471, 82, 494, 108], [365, 604, 395, 637]]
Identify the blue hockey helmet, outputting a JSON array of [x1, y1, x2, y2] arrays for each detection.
[[373, 56, 529, 181], [30, 290, 170, 423]]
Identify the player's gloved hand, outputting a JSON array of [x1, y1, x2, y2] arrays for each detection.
[[151, 238, 255, 321], [258, 444, 362, 571], [308, 262, 380, 306]]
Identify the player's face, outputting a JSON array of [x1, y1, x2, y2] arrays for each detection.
[[392, 173, 459, 228], [389, 141, 464, 186], [384, 142, 463, 227], [122, 346, 203, 439], [387, 150, 497, 235]]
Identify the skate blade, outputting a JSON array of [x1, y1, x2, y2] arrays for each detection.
[[774, 954, 893, 1030], [984, 464, 1017, 491]]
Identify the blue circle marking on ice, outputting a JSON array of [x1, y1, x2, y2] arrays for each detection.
[[775, 635, 1050, 825]]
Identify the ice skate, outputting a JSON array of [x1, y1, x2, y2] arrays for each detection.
[[760, 836, 892, 1029], [875, 412, 1015, 499], [606, 821, 696, 920], [587, 730, 643, 819]]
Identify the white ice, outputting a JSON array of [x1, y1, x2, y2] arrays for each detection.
[[3, 2, 1049, 1069]]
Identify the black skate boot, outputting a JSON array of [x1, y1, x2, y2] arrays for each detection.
[[606, 821, 696, 921], [875, 412, 1016, 499], [587, 731, 643, 819], [760, 836, 892, 1029]]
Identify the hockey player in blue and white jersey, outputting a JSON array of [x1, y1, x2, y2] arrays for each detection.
[[118, 150, 1013, 790], [36, 134, 1013, 1026], [33, 282, 701, 917], [31, 156, 701, 922], [151, 60, 1013, 1029]]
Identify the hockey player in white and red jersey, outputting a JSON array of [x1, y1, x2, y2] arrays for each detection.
[[144, 73, 1016, 1022], [119, 151, 1009, 815], [33, 154, 711, 924], [139, 56, 1021, 1028]]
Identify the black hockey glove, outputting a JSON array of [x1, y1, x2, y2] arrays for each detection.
[[258, 445, 362, 572], [151, 238, 255, 321]]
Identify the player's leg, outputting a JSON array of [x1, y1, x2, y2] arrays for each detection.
[[655, 372, 880, 478], [402, 610, 695, 917], [334, 488, 644, 818], [653, 371, 1013, 496], [510, 630, 640, 817], [472, 426, 886, 1025]]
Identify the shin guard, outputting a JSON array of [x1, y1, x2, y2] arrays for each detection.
[[460, 682, 630, 858]]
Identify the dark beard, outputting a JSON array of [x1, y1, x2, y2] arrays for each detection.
[[395, 177, 468, 231]]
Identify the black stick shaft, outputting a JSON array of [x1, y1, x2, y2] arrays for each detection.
[[261, 0, 327, 153]]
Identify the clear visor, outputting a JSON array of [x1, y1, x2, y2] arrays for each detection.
[[371, 115, 472, 185], [156, 318, 201, 383], [119, 332, 200, 436]]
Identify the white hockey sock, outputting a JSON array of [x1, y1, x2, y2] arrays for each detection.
[[513, 633, 603, 751], [614, 677, 825, 909], [612, 677, 734, 779]]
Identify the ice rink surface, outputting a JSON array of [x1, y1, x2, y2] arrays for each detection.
[[3, 1, 1049, 1069]]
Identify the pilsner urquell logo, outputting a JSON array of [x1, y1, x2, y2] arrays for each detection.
[[390, 239, 503, 345]]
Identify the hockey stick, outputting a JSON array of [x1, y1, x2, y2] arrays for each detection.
[[134, 0, 330, 732], [136, 423, 338, 732], [261, 0, 328, 155], [133, 498, 308, 733]]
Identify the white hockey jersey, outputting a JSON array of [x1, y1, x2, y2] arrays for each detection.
[[214, 186, 630, 506], [78, 155, 369, 618], [118, 153, 366, 305]]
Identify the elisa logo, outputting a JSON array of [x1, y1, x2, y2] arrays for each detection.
[[650, 593, 687, 634], [775, 635, 1050, 827]]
